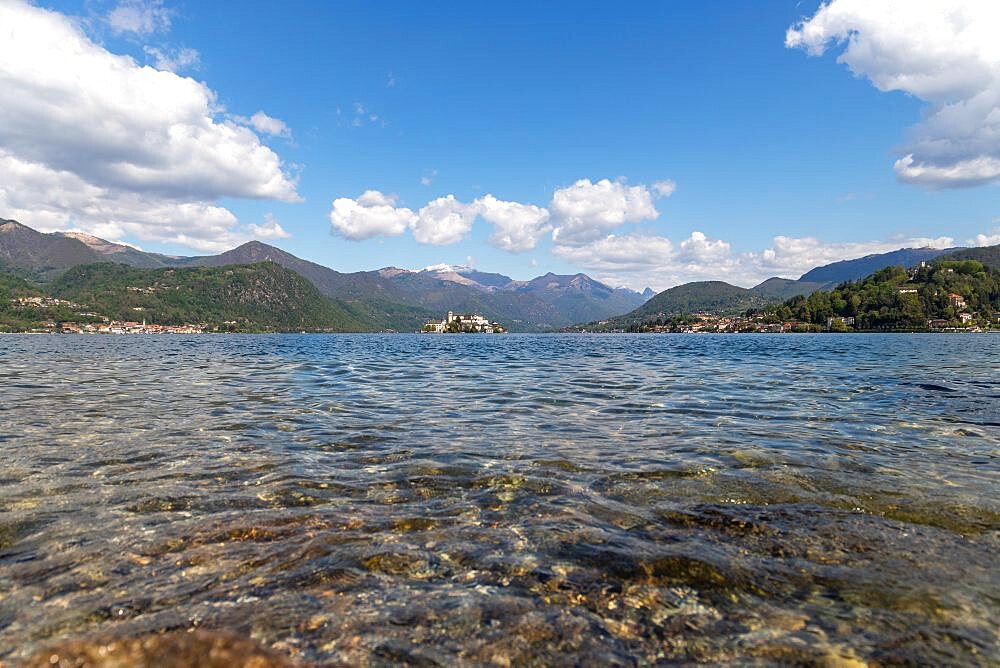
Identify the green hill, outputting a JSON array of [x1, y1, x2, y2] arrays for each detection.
[[632, 281, 763, 317], [759, 259, 1000, 330], [938, 244, 1000, 269], [751, 277, 831, 300], [40, 262, 368, 332]]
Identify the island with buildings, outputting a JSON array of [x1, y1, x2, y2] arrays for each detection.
[[422, 311, 507, 333]]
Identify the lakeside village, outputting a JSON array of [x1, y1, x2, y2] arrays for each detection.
[[612, 307, 994, 334], [610, 262, 1000, 334], [6, 296, 209, 334], [422, 311, 507, 333]]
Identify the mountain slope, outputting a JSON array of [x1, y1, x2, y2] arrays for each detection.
[[509, 272, 646, 324], [0, 219, 102, 275], [751, 277, 831, 300], [763, 260, 1000, 330], [798, 247, 954, 284], [565, 280, 770, 331], [48, 262, 367, 331], [191, 242, 645, 331], [55, 231, 180, 268], [938, 244, 1000, 269]]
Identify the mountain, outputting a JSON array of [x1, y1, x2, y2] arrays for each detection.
[[624, 281, 769, 321], [187, 245, 647, 330], [419, 264, 514, 290], [0, 219, 102, 276], [797, 247, 954, 284], [938, 244, 1000, 269], [507, 272, 647, 325], [751, 277, 830, 301], [761, 259, 1000, 331], [603, 246, 970, 326], [45, 262, 366, 331], [6, 218, 983, 333], [54, 231, 180, 269], [0, 219, 649, 330]]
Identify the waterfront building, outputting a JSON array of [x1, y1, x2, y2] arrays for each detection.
[[422, 311, 506, 333]]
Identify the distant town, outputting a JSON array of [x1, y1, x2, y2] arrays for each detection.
[[422, 311, 507, 334], [6, 296, 208, 334]]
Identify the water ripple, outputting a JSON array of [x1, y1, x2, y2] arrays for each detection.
[[0, 333, 998, 664]]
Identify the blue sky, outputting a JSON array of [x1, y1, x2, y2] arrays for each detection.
[[2, 0, 998, 289]]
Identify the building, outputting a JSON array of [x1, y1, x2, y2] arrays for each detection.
[[948, 293, 967, 309], [422, 311, 506, 333], [959, 312, 973, 324]]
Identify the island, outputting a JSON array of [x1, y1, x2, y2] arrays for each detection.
[[422, 311, 507, 333]]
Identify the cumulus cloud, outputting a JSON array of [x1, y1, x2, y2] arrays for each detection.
[[677, 230, 730, 263], [328, 176, 674, 250], [549, 178, 659, 245], [142, 45, 199, 73], [787, 0, 1000, 188], [746, 235, 954, 280], [107, 0, 172, 35], [0, 1, 299, 251], [556, 229, 958, 292], [248, 213, 290, 240], [553, 234, 675, 272], [969, 224, 1000, 246], [325, 189, 558, 250], [329, 190, 417, 241], [477, 194, 551, 252], [412, 195, 479, 245], [236, 111, 292, 139]]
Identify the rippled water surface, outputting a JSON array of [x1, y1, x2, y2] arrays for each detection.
[[1, 334, 998, 665]]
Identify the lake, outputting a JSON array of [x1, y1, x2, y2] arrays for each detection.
[[1, 334, 997, 664]]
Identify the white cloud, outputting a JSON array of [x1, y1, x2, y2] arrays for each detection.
[[325, 189, 552, 249], [969, 225, 1000, 246], [412, 195, 478, 245], [677, 230, 730, 263], [107, 0, 171, 35], [0, 1, 299, 251], [787, 0, 1000, 188], [420, 169, 437, 187], [652, 180, 677, 198], [0, 150, 277, 253], [142, 45, 199, 73], [476, 194, 551, 252], [555, 229, 958, 292], [549, 178, 659, 245], [553, 234, 675, 273], [746, 234, 954, 281], [248, 213, 290, 240], [238, 111, 292, 139], [328, 190, 416, 241]]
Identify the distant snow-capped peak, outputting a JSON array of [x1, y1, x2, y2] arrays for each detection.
[[421, 263, 474, 274]]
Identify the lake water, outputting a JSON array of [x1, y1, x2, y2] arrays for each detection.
[[1, 334, 998, 664]]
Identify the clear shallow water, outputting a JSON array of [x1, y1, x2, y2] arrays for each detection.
[[1, 333, 998, 665]]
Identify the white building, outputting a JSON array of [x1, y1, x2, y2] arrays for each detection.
[[422, 311, 506, 333]]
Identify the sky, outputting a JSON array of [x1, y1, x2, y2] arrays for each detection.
[[1, 0, 998, 291]]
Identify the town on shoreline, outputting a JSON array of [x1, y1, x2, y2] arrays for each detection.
[[421, 311, 507, 334]]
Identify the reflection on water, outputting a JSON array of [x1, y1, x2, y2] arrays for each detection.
[[0, 333, 998, 664]]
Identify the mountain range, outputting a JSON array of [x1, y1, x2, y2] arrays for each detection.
[[0, 219, 648, 331], [584, 245, 999, 330], [3, 217, 991, 331]]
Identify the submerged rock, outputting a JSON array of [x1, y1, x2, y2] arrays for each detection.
[[24, 629, 296, 668]]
